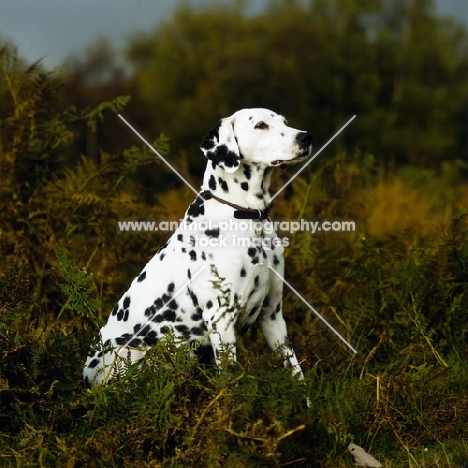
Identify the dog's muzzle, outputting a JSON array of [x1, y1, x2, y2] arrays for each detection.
[[271, 131, 313, 166], [295, 131, 313, 156]]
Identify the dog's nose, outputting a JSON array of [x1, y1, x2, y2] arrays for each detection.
[[296, 132, 313, 147]]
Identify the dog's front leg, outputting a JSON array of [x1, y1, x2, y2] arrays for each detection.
[[258, 310, 304, 379], [203, 306, 237, 366], [259, 311, 311, 408]]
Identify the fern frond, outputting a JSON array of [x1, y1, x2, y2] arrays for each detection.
[[54, 249, 100, 321], [85, 95, 131, 132]]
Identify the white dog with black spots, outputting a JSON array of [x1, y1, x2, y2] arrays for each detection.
[[83, 108, 313, 388]]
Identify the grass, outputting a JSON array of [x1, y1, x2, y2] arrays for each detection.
[[1, 204, 467, 466]]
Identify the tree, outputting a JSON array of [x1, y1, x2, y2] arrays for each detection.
[[60, 39, 129, 164], [370, 0, 468, 165], [123, 0, 467, 172]]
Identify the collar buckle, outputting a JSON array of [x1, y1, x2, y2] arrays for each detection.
[[203, 191, 270, 221]]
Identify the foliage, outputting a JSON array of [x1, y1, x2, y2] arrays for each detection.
[[55, 249, 101, 322], [124, 0, 468, 170], [33, 0, 468, 193], [0, 47, 171, 321], [1, 24, 468, 467], [1, 222, 468, 466]]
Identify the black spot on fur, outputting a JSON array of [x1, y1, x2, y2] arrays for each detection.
[[123, 296, 131, 309], [206, 300, 213, 309], [88, 358, 100, 369], [209, 174, 217, 190], [189, 250, 197, 261], [191, 308, 203, 321], [137, 271, 146, 282], [273, 254, 280, 265], [160, 253, 166, 261], [187, 196, 205, 218], [248, 306, 258, 317], [201, 123, 220, 151], [188, 289, 199, 307], [123, 309, 129, 322], [145, 306, 156, 317], [218, 177, 229, 192], [111, 305, 118, 316], [133, 323, 143, 334], [116, 308, 124, 321], [167, 299, 178, 310], [168, 282, 175, 293], [176, 324, 190, 336], [240, 182, 249, 191], [144, 331, 158, 346], [177, 234, 184, 242], [209, 145, 239, 170], [115, 334, 142, 347], [247, 247, 257, 258], [129, 337, 142, 347], [240, 267, 246, 277], [205, 228, 220, 238], [162, 309, 176, 322], [191, 326, 207, 336], [243, 164, 251, 180]]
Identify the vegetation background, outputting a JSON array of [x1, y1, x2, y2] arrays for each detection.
[[0, 0, 467, 466]]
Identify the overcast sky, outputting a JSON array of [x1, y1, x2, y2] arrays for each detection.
[[1, 0, 467, 70]]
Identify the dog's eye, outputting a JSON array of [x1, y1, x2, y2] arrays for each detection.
[[255, 121, 269, 130]]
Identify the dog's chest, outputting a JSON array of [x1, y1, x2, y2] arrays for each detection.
[[191, 204, 283, 320]]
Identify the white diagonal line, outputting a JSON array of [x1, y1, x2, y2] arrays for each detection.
[[270, 114, 356, 202], [269, 266, 357, 354], [118, 114, 202, 197], [122, 265, 207, 349]]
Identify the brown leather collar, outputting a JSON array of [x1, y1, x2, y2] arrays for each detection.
[[201, 191, 270, 221]]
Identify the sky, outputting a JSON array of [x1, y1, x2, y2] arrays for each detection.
[[1, 0, 467, 70]]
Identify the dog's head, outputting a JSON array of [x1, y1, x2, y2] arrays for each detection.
[[201, 108, 312, 173]]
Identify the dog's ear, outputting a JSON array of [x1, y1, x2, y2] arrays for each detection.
[[200, 117, 240, 173]]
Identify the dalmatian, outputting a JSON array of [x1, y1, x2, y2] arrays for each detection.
[[83, 108, 313, 388]]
